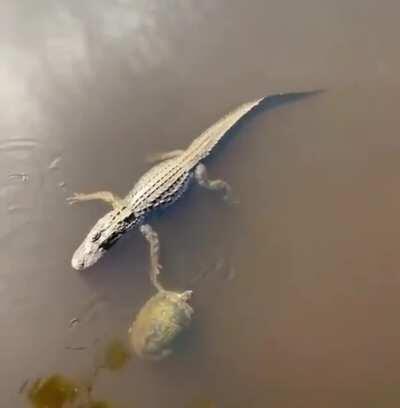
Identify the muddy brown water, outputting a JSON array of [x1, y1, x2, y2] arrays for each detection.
[[1, 1, 400, 407]]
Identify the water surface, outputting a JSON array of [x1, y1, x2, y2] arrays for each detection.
[[1, 1, 400, 407]]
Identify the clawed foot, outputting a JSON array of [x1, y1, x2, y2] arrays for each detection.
[[194, 163, 239, 206], [224, 195, 240, 207], [66, 193, 86, 205], [222, 188, 240, 207], [66, 191, 123, 209]]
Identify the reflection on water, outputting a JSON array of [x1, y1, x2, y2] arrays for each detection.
[[0, 139, 66, 243], [0, 139, 42, 240]]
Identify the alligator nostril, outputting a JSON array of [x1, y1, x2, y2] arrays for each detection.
[[71, 255, 85, 270]]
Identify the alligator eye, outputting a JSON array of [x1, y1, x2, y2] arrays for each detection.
[[92, 231, 102, 242], [100, 232, 122, 250]]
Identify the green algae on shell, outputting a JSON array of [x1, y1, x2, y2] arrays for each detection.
[[129, 290, 193, 360]]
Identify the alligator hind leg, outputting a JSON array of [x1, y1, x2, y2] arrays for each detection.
[[140, 224, 164, 292], [146, 149, 185, 164], [67, 191, 124, 210], [194, 163, 237, 204]]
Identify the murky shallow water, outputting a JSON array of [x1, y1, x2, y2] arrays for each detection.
[[1, 1, 400, 407]]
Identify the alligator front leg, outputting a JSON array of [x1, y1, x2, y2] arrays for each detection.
[[194, 163, 237, 204], [140, 224, 164, 291], [67, 191, 124, 210], [146, 149, 185, 164]]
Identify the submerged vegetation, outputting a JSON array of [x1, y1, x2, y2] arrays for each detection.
[[26, 373, 115, 408], [23, 338, 131, 408], [27, 375, 79, 408], [103, 338, 131, 371]]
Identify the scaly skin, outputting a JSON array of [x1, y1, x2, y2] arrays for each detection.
[[68, 91, 320, 270]]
